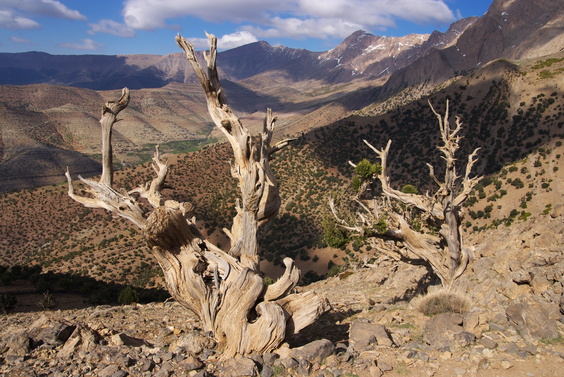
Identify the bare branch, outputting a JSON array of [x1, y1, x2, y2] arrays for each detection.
[[263, 257, 300, 301], [364, 139, 444, 218], [100, 87, 130, 186], [453, 147, 482, 207], [65, 169, 145, 229], [129, 145, 168, 208]]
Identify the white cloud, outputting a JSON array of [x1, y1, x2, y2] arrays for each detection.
[[0, 0, 85, 30], [122, 0, 456, 40], [243, 17, 366, 40], [13, 0, 86, 20], [188, 31, 258, 50], [89, 19, 136, 37], [59, 38, 104, 51], [0, 10, 41, 29], [123, 0, 278, 30], [11, 36, 34, 44]]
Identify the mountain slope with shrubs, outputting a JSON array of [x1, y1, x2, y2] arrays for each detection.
[[0, 53, 561, 292]]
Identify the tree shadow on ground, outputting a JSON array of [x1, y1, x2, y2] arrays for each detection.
[[286, 307, 362, 348], [0, 265, 169, 314]]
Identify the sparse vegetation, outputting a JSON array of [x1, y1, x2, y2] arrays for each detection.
[[118, 286, 139, 305], [413, 290, 471, 316]]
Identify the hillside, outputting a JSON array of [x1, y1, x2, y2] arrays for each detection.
[[0, 199, 562, 377], [0, 53, 562, 287]]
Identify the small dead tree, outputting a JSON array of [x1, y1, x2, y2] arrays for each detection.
[[66, 33, 327, 358], [330, 101, 480, 290]]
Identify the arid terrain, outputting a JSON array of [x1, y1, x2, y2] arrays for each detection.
[[1, 208, 563, 376], [1, 0, 563, 375]]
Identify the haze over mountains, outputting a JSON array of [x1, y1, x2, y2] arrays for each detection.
[[0, 18, 471, 90], [0, 0, 563, 192]]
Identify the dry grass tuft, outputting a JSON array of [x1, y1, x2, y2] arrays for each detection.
[[412, 289, 471, 316]]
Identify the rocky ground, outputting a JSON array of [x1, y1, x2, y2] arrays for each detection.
[[1, 210, 563, 377]]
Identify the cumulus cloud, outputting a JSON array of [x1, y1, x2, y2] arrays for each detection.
[[59, 38, 104, 51], [122, 0, 456, 40], [11, 0, 86, 20], [188, 31, 258, 50], [0, 10, 41, 29], [243, 17, 366, 40], [0, 0, 85, 30], [89, 19, 136, 37], [123, 0, 277, 30]]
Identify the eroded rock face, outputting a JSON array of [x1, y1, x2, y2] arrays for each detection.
[[506, 294, 560, 341], [57, 324, 101, 360]]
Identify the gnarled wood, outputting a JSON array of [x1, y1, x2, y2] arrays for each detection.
[[332, 101, 480, 290], [66, 33, 326, 359]]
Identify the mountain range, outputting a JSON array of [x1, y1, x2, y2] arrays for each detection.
[[1, 0, 562, 90]]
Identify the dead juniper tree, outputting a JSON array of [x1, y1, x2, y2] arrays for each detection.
[[65, 33, 327, 358], [330, 101, 480, 290]]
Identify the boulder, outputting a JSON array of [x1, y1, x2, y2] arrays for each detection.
[[423, 313, 467, 349], [33, 322, 76, 347], [349, 321, 393, 351], [179, 355, 204, 371], [290, 339, 335, 363], [57, 325, 101, 360], [110, 332, 150, 347], [168, 331, 215, 354], [219, 356, 258, 377]]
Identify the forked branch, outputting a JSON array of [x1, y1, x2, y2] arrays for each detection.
[[176, 34, 294, 270]]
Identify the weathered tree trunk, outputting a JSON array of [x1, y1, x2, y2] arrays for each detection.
[[331, 101, 480, 290], [66, 33, 327, 358]]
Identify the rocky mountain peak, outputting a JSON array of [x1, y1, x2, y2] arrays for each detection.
[[317, 30, 430, 79], [320, 30, 428, 62]]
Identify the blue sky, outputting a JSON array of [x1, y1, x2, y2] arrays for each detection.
[[0, 0, 494, 55]]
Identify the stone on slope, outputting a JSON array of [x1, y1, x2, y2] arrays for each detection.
[[506, 294, 560, 341], [349, 320, 394, 351], [423, 313, 467, 349]]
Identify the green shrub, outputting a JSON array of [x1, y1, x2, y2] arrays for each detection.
[[401, 184, 418, 194], [118, 286, 139, 305], [351, 175, 362, 191], [355, 159, 381, 180], [326, 261, 342, 278], [0, 293, 17, 314], [322, 217, 349, 249], [511, 178, 524, 189]]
